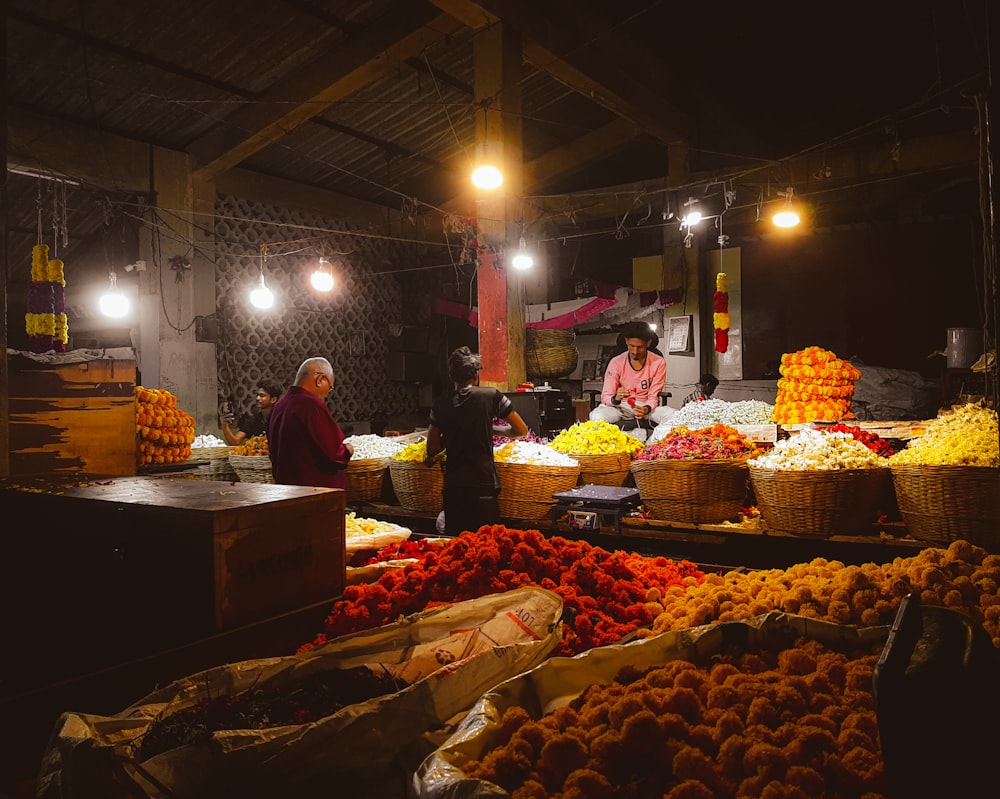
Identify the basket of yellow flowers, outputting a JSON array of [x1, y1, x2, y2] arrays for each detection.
[[889, 404, 1000, 548], [389, 440, 445, 513], [548, 421, 644, 486]]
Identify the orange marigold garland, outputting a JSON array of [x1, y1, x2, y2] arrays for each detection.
[[772, 345, 862, 424], [713, 272, 730, 353]]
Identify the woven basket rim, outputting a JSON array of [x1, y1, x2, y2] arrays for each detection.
[[229, 453, 272, 464], [349, 456, 390, 471], [633, 457, 749, 469], [191, 445, 236, 459], [890, 463, 1000, 474]]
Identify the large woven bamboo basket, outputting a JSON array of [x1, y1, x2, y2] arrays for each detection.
[[525, 328, 578, 379], [568, 451, 632, 486], [346, 457, 390, 503], [389, 459, 444, 513], [749, 465, 890, 537], [191, 445, 238, 481], [631, 458, 750, 524], [496, 461, 581, 524], [228, 454, 275, 484], [891, 464, 1000, 549]]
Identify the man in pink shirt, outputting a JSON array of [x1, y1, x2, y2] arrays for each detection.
[[590, 322, 674, 435]]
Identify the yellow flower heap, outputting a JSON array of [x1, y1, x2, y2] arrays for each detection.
[[25, 244, 69, 353], [772, 345, 861, 424], [890, 403, 999, 467], [135, 386, 195, 465], [549, 420, 645, 456], [392, 440, 445, 462]]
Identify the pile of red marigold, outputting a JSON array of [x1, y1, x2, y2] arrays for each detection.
[[300, 526, 705, 658]]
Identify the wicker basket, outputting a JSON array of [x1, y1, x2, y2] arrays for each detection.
[[749, 466, 890, 537], [567, 451, 632, 486], [389, 459, 444, 513], [496, 461, 582, 524], [346, 457, 390, 503], [631, 458, 750, 524], [525, 328, 578, 379], [191, 445, 238, 482], [891, 464, 1000, 549], [228, 454, 275, 484]]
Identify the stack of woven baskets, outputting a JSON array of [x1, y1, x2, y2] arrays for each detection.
[[190, 445, 238, 482], [228, 453, 275, 483]]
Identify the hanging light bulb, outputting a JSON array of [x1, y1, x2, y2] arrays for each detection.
[[772, 187, 801, 228], [310, 257, 334, 292], [681, 196, 702, 227], [250, 272, 274, 309], [250, 246, 274, 309], [98, 270, 129, 318], [471, 164, 503, 190], [510, 236, 533, 270]]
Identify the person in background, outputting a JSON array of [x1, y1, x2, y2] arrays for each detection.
[[425, 346, 528, 537], [682, 373, 720, 406], [590, 320, 674, 433], [267, 357, 353, 488], [221, 380, 282, 445]]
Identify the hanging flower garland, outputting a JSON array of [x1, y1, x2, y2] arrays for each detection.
[[25, 244, 68, 353], [713, 271, 730, 353]]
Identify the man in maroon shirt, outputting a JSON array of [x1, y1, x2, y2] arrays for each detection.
[[267, 357, 354, 488]]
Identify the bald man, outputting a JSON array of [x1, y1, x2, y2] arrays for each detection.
[[267, 357, 354, 488]]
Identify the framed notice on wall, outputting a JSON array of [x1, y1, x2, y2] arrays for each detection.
[[667, 315, 694, 354]]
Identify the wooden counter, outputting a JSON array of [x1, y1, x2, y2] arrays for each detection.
[[2, 474, 346, 691]]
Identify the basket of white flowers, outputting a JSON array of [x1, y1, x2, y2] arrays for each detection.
[[494, 441, 580, 524], [748, 428, 890, 537]]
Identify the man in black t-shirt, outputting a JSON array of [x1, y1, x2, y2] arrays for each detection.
[[425, 347, 528, 536]]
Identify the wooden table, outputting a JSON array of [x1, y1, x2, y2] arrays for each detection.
[[2, 474, 346, 691]]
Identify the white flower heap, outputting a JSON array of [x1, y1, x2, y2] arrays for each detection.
[[653, 399, 774, 440], [494, 440, 578, 466], [345, 433, 406, 460], [889, 404, 999, 468], [751, 428, 887, 470]]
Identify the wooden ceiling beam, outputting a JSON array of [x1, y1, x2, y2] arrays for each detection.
[[432, 0, 688, 144], [525, 118, 641, 189], [188, 7, 464, 181]]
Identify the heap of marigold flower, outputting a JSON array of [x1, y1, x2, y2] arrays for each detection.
[[635, 423, 757, 461], [136, 386, 195, 465], [232, 434, 268, 456], [773, 346, 861, 424], [550, 420, 645, 456], [299, 526, 704, 658], [464, 639, 888, 798]]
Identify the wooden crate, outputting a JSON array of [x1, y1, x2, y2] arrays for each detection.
[[8, 354, 138, 475], [2, 475, 346, 690]]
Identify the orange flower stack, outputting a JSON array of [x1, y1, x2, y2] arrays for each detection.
[[773, 345, 861, 424], [136, 386, 196, 465]]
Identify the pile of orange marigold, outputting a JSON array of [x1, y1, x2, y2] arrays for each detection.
[[136, 386, 195, 465], [773, 346, 861, 425]]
